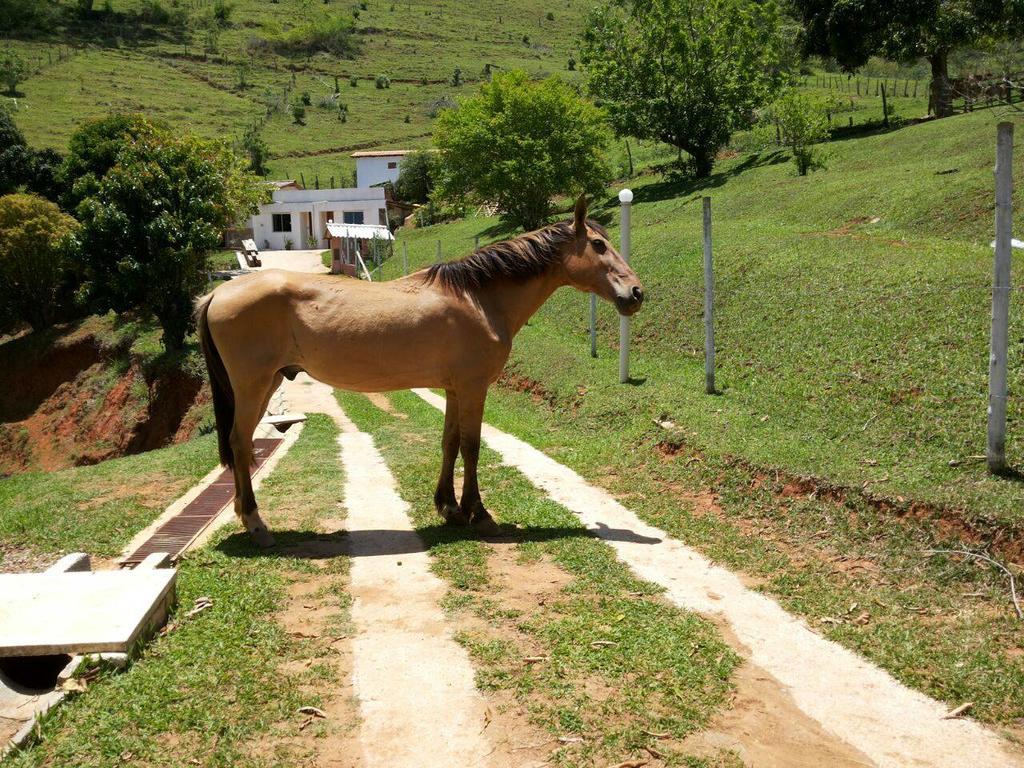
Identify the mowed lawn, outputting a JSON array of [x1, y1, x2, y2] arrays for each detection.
[[393, 108, 1024, 528]]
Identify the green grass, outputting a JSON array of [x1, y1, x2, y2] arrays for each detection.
[[392, 108, 1024, 529], [338, 390, 738, 766], [0, 432, 217, 565], [7, 414, 349, 768]]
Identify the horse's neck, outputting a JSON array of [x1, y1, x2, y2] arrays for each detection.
[[477, 269, 565, 341]]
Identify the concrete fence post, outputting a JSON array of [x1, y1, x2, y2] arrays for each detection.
[[589, 294, 597, 358], [988, 121, 1014, 474], [703, 196, 716, 395], [618, 188, 633, 384]]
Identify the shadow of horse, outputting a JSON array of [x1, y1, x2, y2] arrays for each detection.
[[216, 523, 662, 560]]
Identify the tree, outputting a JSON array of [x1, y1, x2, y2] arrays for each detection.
[[393, 150, 438, 204], [0, 193, 81, 330], [0, 0, 53, 33], [0, 49, 28, 96], [60, 113, 163, 210], [769, 89, 829, 175], [433, 70, 611, 231], [0, 109, 64, 201], [580, 0, 785, 178], [793, 0, 1022, 118], [75, 124, 264, 350]]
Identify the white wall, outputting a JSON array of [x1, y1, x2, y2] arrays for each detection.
[[355, 156, 403, 188], [251, 188, 387, 250]]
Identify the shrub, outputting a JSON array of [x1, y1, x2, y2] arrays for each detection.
[[0, 109, 63, 201], [0, 193, 81, 330], [350, 75, 358, 87], [291, 101, 307, 124], [375, 73, 390, 89], [769, 89, 829, 175], [212, 0, 233, 25], [546, 11, 554, 20], [0, 49, 28, 96], [301, 90, 312, 105], [450, 66, 462, 87], [393, 149, 436, 204], [269, 15, 359, 58], [240, 126, 269, 175], [567, 56, 576, 71]]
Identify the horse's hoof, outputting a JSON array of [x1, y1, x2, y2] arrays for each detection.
[[249, 527, 277, 548], [440, 504, 471, 526], [470, 510, 506, 538]]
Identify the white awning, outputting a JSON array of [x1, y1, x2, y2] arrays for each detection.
[[325, 222, 394, 241]]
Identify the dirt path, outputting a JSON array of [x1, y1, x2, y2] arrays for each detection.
[[276, 376, 499, 767], [412, 388, 1024, 768]]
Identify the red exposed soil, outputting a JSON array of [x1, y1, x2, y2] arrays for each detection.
[[0, 325, 210, 476]]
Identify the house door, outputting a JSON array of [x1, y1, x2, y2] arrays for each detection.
[[304, 212, 314, 248]]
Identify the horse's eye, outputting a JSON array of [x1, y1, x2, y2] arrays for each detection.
[[591, 238, 607, 254]]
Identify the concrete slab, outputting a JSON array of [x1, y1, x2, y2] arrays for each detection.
[[0, 570, 176, 657]]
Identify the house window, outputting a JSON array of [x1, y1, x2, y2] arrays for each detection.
[[343, 211, 365, 225], [272, 213, 291, 232], [387, 161, 398, 170]]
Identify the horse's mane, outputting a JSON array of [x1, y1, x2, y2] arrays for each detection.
[[422, 218, 609, 292]]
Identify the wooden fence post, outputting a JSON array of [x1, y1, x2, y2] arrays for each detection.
[[618, 189, 633, 383], [402, 240, 408, 274], [988, 121, 1014, 474], [703, 197, 716, 395], [881, 84, 889, 128]]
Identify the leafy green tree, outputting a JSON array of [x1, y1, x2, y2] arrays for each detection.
[[433, 70, 611, 231], [0, 0, 52, 33], [75, 124, 264, 350], [0, 109, 63, 201], [60, 113, 162, 209], [769, 89, 829, 175], [580, 0, 785, 178], [793, 0, 1023, 118], [393, 150, 438, 204], [0, 49, 28, 96], [0, 193, 81, 330], [240, 125, 269, 175]]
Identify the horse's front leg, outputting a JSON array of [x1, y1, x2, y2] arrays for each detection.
[[434, 389, 467, 525], [455, 384, 501, 535]]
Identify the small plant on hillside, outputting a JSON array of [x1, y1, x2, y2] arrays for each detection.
[[240, 125, 269, 175], [212, 0, 233, 26], [267, 15, 360, 58], [0, 49, 28, 96], [350, 75, 358, 87], [0, 193, 81, 331], [450, 66, 462, 87], [426, 95, 456, 117], [403, 114, 410, 123], [291, 100, 307, 124], [359, 0, 368, 8], [375, 73, 390, 89], [434, 70, 611, 231], [546, 11, 554, 20], [768, 89, 829, 175], [567, 56, 576, 71], [301, 90, 312, 105], [338, 103, 348, 121]]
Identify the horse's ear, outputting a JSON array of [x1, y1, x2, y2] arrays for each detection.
[[574, 194, 588, 240]]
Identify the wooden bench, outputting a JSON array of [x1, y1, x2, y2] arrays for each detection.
[[240, 238, 262, 268]]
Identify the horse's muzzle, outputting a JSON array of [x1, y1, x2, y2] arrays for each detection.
[[615, 285, 645, 316]]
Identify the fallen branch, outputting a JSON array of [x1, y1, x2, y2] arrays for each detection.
[[924, 549, 1023, 620]]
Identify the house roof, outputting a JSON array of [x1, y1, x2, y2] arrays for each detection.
[[325, 222, 395, 241], [266, 180, 302, 190], [350, 150, 414, 158]]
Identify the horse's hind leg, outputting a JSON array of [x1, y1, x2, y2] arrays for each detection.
[[435, 389, 468, 525], [231, 373, 282, 547]]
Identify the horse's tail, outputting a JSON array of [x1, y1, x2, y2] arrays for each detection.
[[195, 292, 235, 470]]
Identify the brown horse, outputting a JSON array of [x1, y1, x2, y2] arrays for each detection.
[[196, 196, 644, 546]]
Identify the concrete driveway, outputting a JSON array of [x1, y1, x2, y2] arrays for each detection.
[[255, 249, 328, 274]]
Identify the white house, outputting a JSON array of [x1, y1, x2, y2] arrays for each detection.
[[250, 185, 389, 251], [351, 150, 414, 188]]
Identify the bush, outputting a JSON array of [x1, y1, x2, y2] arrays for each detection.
[[0, 49, 28, 96], [350, 75, 359, 87], [268, 15, 359, 58], [0, 109, 63, 201], [291, 101, 307, 124], [426, 95, 456, 117], [301, 90, 312, 105], [375, 73, 390, 89], [0, 193, 81, 330], [450, 66, 462, 87], [212, 0, 233, 25], [546, 11, 554, 20], [769, 89, 829, 175], [393, 149, 437, 204]]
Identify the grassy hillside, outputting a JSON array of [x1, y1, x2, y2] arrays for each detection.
[[5, 0, 590, 183], [393, 108, 1024, 530]]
